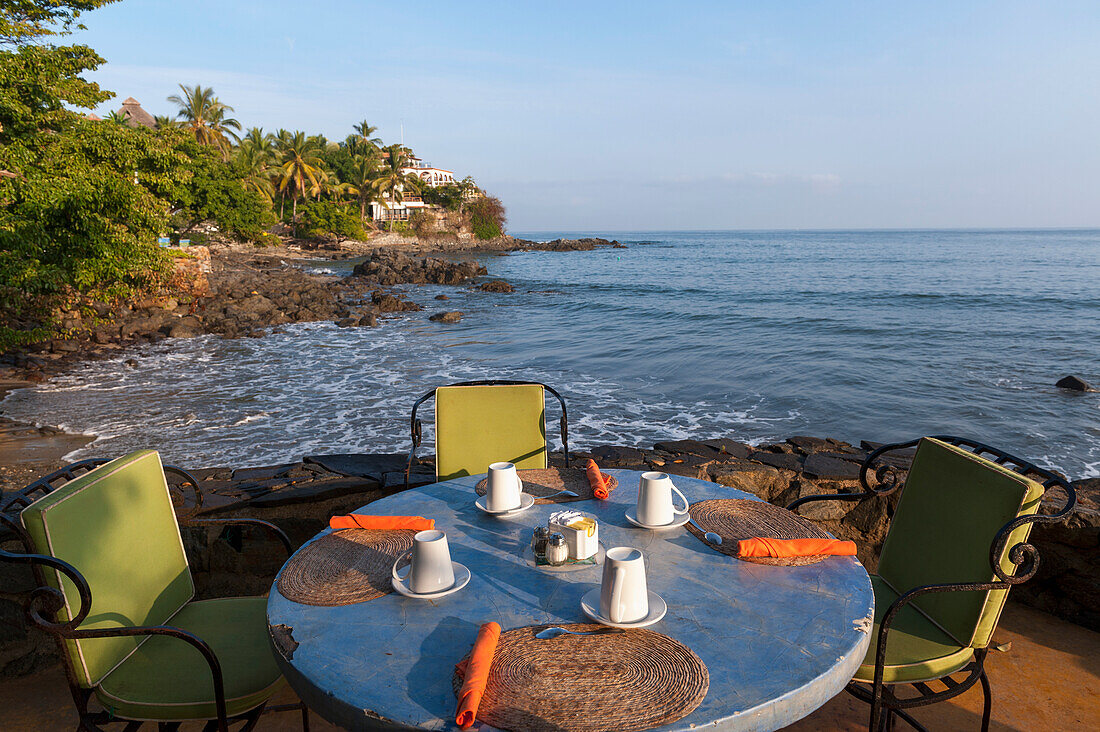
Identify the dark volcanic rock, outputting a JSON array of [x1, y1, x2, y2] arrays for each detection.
[[429, 311, 463, 323], [590, 445, 648, 466], [511, 237, 622, 252], [803, 453, 862, 480], [371, 291, 421, 312], [787, 436, 830, 453], [750, 451, 805, 472], [477, 279, 515, 293], [702, 438, 753, 459], [654, 439, 722, 460], [1056, 375, 1094, 392], [434, 294, 449, 300], [352, 249, 486, 286]]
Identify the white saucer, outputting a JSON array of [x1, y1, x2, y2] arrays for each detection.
[[580, 587, 667, 629], [391, 562, 471, 600], [624, 509, 691, 530], [475, 492, 536, 516]]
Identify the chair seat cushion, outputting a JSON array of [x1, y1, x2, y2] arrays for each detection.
[[854, 577, 975, 684], [95, 597, 284, 722]]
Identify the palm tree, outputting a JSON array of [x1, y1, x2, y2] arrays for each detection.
[[104, 110, 129, 126], [372, 144, 422, 230], [235, 145, 275, 201], [153, 114, 181, 129], [241, 127, 275, 156], [167, 84, 241, 159], [343, 151, 382, 223], [352, 120, 382, 148], [275, 130, 325, 220]]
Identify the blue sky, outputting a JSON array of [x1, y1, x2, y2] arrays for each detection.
[[77, 1, 1100, 231]]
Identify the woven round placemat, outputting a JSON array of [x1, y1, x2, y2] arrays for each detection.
[[474, 468, 617, 504], [686, 498, 832, 565], [276, 528, 415, 606], [452, 623, 708, 732]]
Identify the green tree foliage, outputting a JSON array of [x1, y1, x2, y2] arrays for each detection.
[[0, 120, 185, 314], [0, 0, 115, 46], [421, 182, 465, 211], [0, 0, 176, 319], [174, 141, 274, 241], [297, 199, 367, 241], [466, 195, 506, 240]]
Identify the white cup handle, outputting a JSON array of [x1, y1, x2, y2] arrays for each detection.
[[609, 566, 626, 623], [391, 548, 413, 584], [517, 478, 524, 493], [671, 485, 690, 516]]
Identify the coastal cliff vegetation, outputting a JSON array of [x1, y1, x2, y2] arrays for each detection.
[[0, 0, 505, 348]]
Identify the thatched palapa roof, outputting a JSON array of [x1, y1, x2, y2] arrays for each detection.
[[119, 97, 156, 129]]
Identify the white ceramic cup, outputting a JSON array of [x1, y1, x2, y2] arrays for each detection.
[[486, 461, 523, 511], [636, 471, 690, 526], [391, 529, 455, 594], [600, 546, 649, 623]]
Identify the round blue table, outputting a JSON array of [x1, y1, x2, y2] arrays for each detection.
[[267, 470, 874, 731]]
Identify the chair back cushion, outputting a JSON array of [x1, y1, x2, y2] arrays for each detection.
[[877, 438, 1043, 648], [20, 450, 194, 687], [435, 384, 547, 481]]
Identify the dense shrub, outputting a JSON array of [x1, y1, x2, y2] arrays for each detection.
[[466, 195, 506, 240], [409, 210, 436, 236], [297, 200, 368, 241], [421, 183, 465, 211]]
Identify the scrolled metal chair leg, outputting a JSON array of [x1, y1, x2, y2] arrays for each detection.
[[979, 669, 993, 732]]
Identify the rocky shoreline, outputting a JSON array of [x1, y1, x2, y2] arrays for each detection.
[[0, 234, 624, 384]]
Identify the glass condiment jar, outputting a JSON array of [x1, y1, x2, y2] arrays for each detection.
[[531, 525, 550, 556], [545, 533, 569, 566]]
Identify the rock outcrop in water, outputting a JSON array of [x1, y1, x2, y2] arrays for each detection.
[[351, 249, 486, 285], [1056, 375, 1094, 392], [476, 279, 515, 293]]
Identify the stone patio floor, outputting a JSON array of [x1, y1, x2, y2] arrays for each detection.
[[3, 604, 1096, 730]]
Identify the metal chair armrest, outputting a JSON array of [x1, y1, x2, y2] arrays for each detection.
[[0, 522, 232, 730], [182, 517, 293, 558], [74, 623, 231, 731], [786, 490, 865, 514], [869, 580, 1009, 730]]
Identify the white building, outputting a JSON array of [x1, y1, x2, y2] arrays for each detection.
[[371, 154, 457, 222]]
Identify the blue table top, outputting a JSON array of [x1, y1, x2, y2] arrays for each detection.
[[267, 469, 874, 731]]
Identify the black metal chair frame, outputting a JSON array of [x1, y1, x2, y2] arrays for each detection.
[[787, 435, 1077, 732], [0, 461, 310, 732], [404, 379, 570, 489]]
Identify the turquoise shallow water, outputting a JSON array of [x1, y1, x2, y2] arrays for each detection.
[[4, 229, 1098, 477]]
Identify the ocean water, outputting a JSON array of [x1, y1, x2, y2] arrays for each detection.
[[3, 230, 1098, 478]]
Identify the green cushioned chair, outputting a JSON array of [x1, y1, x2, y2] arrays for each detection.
[[0, 451, 309, 732], [789, 436, 1076, 732], [405, 380, 571, 485]]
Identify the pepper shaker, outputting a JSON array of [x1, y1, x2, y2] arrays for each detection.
[[545, 533, 569, 566], [531, 525, 550, 555]]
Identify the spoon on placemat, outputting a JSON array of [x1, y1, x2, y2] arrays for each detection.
[[689, 518, 723, 546], [535, 627, 623, 640], [539, 489, 579, 500]]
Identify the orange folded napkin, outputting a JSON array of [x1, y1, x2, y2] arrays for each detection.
[[328, 514, 434, 531], [738, 537, 857, 558], [586, 459, 614, 500], [455, 621, 501, 730]]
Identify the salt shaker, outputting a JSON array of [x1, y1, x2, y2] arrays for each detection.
[[531, 525, 550, 555], [545, 533, 569, 565]]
